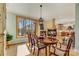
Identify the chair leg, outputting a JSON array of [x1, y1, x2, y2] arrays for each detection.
[[68, 51, 69, 56], [37, 49, 39, 56], [53, 47, 56, 54], [64, 51, 69, 56]]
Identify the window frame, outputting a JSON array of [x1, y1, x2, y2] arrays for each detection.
[[16, 16, 26, 38], [16, 16, 37, 38]]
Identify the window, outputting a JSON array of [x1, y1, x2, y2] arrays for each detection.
[[26, 19, 32, 35], [16, 16, 26, 38], [16, 16, 36, 38]]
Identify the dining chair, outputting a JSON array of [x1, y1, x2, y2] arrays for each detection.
[[32, 35, 47, 56], [58, 36, 69, 48], [59, 32, 75, 48], [50, 36, 73, 56]]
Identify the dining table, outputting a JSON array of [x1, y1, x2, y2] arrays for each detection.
[[39, 37, 58, 56]]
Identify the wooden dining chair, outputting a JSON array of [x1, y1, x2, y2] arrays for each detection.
[[50, 36, 73, 56], [58, 37, 69, 48], [59, 32, 75, 48], [32, 35, 47, 56]]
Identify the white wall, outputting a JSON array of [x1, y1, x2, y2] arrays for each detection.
[[6, 12, 16, 40], [7, 3, 75, 20], [56, 18, 75, 24]]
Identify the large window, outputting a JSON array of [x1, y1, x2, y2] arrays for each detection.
[[16, 16, 36, 38]]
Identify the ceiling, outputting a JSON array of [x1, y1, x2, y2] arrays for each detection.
[[6, 3, 75, 22]]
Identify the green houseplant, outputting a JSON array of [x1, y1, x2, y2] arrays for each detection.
[[6, 33, 13, 41]]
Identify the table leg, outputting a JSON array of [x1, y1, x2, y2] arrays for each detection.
[[49, 45, 51, 56], [45, 46, 47, 56]]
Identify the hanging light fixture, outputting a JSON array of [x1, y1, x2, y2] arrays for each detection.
[[39, 4, 43, 23], [39, 4, 44, 30]]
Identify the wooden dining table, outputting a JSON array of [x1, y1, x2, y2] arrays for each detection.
[[39, 37, 58, 56]]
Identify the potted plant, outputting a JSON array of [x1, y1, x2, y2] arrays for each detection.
[[6, 33, 13, 43]]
